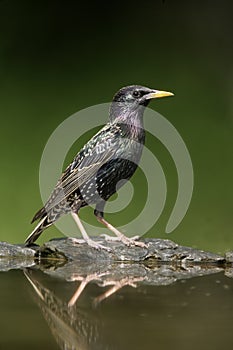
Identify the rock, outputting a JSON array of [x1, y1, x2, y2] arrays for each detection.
[[0, 237, 227, 272], [0, 241, 36, 271], [38, 237, 225, 264], [225, 251, 233, 263]]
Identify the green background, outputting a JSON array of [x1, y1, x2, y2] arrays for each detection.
[[0, 0, 232, 253]]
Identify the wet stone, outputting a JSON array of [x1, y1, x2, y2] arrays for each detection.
[[0, 237, 226, 269], [39, 237, 225, 264], [0, 241, 35, 271], [225, 251, 233, 263]]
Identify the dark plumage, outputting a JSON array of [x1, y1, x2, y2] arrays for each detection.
[[25, 85, 173, 250]]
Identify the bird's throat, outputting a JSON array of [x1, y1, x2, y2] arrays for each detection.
[[109, 102, 145, 128]]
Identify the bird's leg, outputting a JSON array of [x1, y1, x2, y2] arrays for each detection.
[[98, 217, 146, 247], [70, 212, 111, 251], [94, 209, 146, 248]]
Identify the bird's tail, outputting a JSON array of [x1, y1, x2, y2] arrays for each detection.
[[25, 215, 52, 246], [31, 206, 47, 224]]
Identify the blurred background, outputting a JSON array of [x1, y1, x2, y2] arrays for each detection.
[[0, 0, 232, 253]]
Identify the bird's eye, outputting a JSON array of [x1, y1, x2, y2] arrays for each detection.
[[132, 90, 141, 98]]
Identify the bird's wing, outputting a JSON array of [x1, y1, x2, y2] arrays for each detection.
[[44, 124, 121, 212]]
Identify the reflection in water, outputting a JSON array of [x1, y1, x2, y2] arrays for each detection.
[[25, 269, 102, 350], [68, 274, 144, 306], [23, 261, 233, 350]]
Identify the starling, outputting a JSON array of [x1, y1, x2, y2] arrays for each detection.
[[25, 85, 173, 250]]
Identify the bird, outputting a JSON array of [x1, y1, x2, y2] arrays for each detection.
[[25, 85, 173, 250]]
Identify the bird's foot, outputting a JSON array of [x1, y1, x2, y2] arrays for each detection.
[[100, 233, 147, 248], [100, 234, 139, 241], [69, 237, 111, 252], [96, 216, 147, 248], [68, 237, 85, 244], [122, 236, 147, 248], [100, 234, 122, 242]]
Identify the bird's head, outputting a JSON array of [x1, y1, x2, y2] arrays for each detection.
[[109, 85, 173, 124]]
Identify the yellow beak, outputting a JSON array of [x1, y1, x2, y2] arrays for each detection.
[[146, 90, 174, 100]]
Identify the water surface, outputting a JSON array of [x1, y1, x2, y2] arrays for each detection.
[[1, 267, 233, 350]]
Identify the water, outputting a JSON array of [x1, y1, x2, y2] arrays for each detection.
[[1, 266, 233, 350]]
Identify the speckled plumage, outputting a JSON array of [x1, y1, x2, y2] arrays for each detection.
[[25, 85, 173, 247]]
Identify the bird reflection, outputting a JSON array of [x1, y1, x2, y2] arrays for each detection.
[[24, 262, 224, 350], [24, 267, 146, 350], [68, 274, 144, 306], [24, 269, 103, 350]]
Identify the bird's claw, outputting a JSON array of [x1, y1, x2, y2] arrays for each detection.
[[100, 234, 120, 241], [100, 234, 140, 241], [125, 238, 147, 248], [68, 237, 85, 244], [69, 237, 111, 252], [100, 233, 147, 248]]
